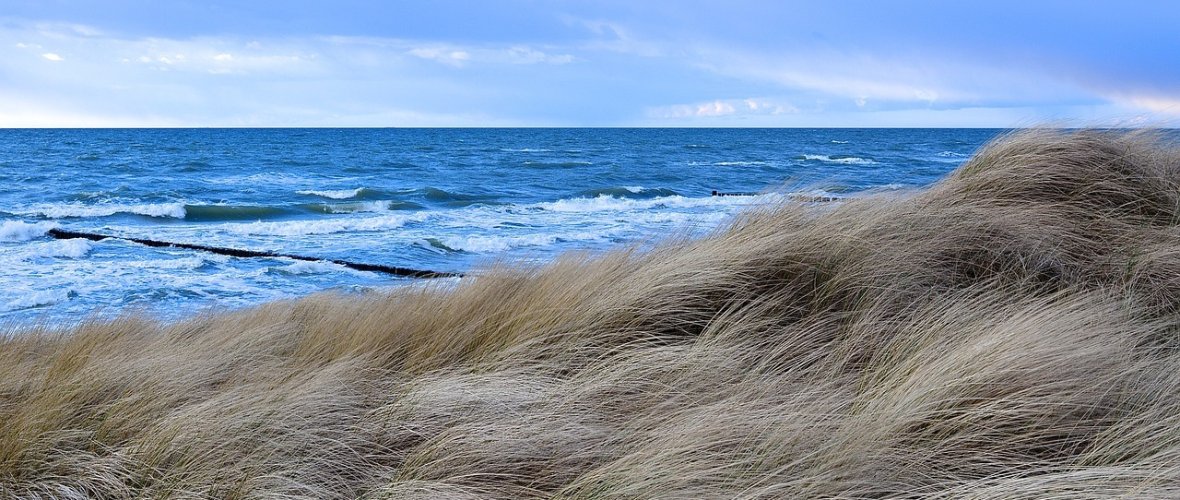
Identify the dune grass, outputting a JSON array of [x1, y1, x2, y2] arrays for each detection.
[[3, 129, 1180, 498]]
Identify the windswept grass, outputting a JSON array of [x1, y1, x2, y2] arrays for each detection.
[[3, 129, 1180, 498]]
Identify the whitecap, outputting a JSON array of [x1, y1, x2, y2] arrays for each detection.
[[0, 220, 58, 242], [272, 260, 358, 275], [1, 288, 74, 313], [714, 161, 769, 166], [536, 193, 781, 214], [26, 239, 94, 259], [225, 212, 429, 236], [14, 202, 186, 219], [297, 188, 365, 199], [801, 154, 876, 165], [438, 231, 613, 254]]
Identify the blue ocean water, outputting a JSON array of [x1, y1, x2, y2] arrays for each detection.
[[0, 128, 1000, 324]]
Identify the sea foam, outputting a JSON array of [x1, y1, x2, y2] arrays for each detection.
[[0, 221, 58, 242], [801, 154, 876, 165], [297, 188, 366, 200], [27, 239, 94, 259], [226, 212, 429, 236], [1, 288, 74, 313], [15, 202, 187, 219]]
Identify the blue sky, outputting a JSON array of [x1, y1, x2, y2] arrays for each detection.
[[2, 0, 1178, 127]]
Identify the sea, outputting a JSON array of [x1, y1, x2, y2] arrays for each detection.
[[0, 128, 1001, 325]]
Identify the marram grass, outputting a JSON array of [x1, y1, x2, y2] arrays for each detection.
[[4, 129, 1180, 498]]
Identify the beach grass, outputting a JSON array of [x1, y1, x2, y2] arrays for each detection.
[[3, 129, 1180, 498]]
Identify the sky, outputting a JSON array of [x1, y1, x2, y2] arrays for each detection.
[[1, 0, 1178, 127]]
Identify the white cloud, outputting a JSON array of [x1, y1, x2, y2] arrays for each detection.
[[1122, 95, 1180, 116], [407, 46, 470, 66], [41, 52, 63, 61], [404, 43, 573, 67], [651, 98, 797, 119], [505, 46, 573, 65]]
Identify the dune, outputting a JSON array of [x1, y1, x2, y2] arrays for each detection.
[[3, 129, 1180, 498]]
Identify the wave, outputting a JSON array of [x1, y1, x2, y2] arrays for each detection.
[[21, 239, 95, 259], [830, 140, 850, 144], [419, 187, 503, 207], [296, 187, 386, 200], [1, 288, 75, 313], [124, 255, 222, 271], [714, 161, 769, 166], [537, 192, 779, 214], [413, 238, 461, 254], [225, 212, 430, 237], [183, 205, 298, 222], [573, 187, 680, 199], [0, 221, 58, 242], [440, 234, 559, 253], [500, 148, 551, 153], [15, 202, 187, 219], [268, 260, 368, 276], [931, 151, 972, 163], [799, 154, 876, 165], [303, 200, 423, 214], [11, 201, 422, 223]]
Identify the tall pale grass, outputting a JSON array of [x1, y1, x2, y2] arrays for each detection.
[[3, 129, 1180, 498]]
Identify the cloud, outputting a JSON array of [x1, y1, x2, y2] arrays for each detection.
[[1120, 95, 1180, 116], [404, 43, 574, 67], [407, 46, 470, 66], [40, 52, 63, 61], [650, 98, 797, 119]]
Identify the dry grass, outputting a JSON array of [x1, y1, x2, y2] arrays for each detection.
[[3, 129, 1180, 498]]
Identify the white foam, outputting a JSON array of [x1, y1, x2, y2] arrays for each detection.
[[831, 140, 850, 144], [439, 231, 615, 253], [123, 256, 217, 270], [536, 193, 778, 214], [225, 212, 428, 236], [622, 186, 646, 193], [14, 202, 186, 219], [297, 188, 365, 199], [1, 288, 74, 313], [801, 154, 876, 165], [0, 221, 58, 242], [714, 161, 769, 166], [30, 239, 94, 259], [274, 260, 356, 275], [937, 151, 968, 157]]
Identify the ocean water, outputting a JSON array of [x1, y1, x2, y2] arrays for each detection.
[[0, 128, 1001, 324]]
